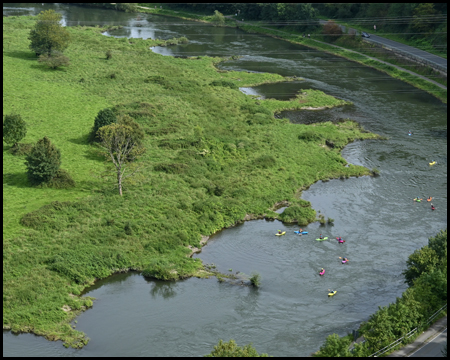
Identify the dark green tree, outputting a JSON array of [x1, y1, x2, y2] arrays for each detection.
[[25, 136, 61, 185], [28, 9, 70, 56], [91, 108, 117, 142], [314, 333, 352, 357], [3, 114, 27, 147], [205, 339, 269, 357]]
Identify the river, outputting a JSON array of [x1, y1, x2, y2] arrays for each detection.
[[3, 3, 447, 357]]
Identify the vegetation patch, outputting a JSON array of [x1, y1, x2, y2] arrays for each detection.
[[3, 15, 381, 348]]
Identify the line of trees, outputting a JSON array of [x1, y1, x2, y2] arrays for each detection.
[[312, 3, 447, 53], [314, 229, 447, 357]]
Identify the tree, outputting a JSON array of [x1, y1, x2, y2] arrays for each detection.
[[25, 136, 61, 185], [97, 123, 145, 196], [91, 108, 117, 142], [211, 10, 225, 26], [205, 339, 269, 357], [314, 333, 352, 357], [28, 9, 70, 56], [322, 20, 343, 42], [3, 114, 27, 147]]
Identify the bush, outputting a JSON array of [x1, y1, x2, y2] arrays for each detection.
[[254, 155, 276, 169], [210, 80, 238, 90], [106, 50, 112, 60], [9, 143, 34, 156], [298, 130, 322, 142], [91, 108, 117, 142], [278, 205, 316, 224], [322, 20, 343, 43], [3, 113, 27, 146], [249, 272, 261, 287], [211, 10, 225, 26], [25, 136, 61, 186], [205, 339, 269, 357], [37, 169, 75, 189], [38, 52, 70, 69]]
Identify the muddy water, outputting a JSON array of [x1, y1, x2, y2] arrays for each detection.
[[3, 3, 447, 357]]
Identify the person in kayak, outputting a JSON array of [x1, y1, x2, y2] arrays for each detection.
[[277, 230, 282, 234], [427, 196, 432, 202], [319, 234, 323, 239], [431, 204, 435, 210], [338, 237, 345, 244], [298, 228, 303, 236], [408, 131, 412, 136], [340, 257, 349, 264], [319, 268, 325, 275], [414, 197, 422, 202]]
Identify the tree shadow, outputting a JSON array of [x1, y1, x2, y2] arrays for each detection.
[[3, 172, 30, 189], [68, 133, 90, 146], [3, 50, 37, 61]]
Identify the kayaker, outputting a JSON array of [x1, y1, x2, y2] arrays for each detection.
[[338, 237, 344, 244], [319, 234, 323, 239], [408, 131, 412, 136], [341, 257, 349, 264], [427, 196, 432, 202], [431, 204, 435, 210], [277, 230, 282, 234], [319, 268, 325, 275], [298, 228, 303, 236]]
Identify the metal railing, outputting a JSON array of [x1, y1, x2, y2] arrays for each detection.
[[368, 303, 447, 357]]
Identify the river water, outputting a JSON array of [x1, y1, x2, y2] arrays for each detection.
[[3, 4, 447, 357]]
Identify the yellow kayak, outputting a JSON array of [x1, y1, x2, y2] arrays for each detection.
[[275, 231, 286, 236], [429, 161, 436, 166], [328, 290, 337, 297]]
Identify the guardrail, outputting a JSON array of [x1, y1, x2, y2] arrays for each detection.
[[367, 303, 447, 357]]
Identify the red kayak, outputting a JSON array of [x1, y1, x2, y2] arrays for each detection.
[[336, 237, 345, 243]]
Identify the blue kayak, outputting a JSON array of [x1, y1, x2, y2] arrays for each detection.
[[294, 231, 308, 234]]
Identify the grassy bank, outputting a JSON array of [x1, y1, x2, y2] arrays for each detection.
[[3, 15, 381, 347]]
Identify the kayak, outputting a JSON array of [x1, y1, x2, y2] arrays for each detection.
[[336, 237, 346, 243], [328, 290, 337, 297], [294, 231, 308, 234], [427, 197, 433, 202], [342, 260, 348, 264], [413, 198, 422, 202], [431, 207, 435, 211], [275, 231, 286, 236], [319, 269, 325, 276], [429, 161, 436, 166], [315, 237, 328, 241]]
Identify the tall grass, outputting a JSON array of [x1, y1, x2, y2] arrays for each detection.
[[3, 16, 381, 347]]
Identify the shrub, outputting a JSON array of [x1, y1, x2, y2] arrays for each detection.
[[106, 50, 112, 60], [38, 52, 70, 69], [205, 339, 269, 357], [249, 272, 261, 287], [3, 113, 27, 147], [298, 130, 322, 142], [37, 169, 75, 189], [9, 143, 34, 156], [210, 80, 238, 90], [25, 136, 61, 186], [322, 20, 343, 43], [278, 205, 316, 224], [91, 108, 117, 142], [124, 221, 133, 236], [254, 155, 276, 169]]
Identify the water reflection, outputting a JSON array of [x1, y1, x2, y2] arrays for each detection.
[[149, 280, 178, 299]]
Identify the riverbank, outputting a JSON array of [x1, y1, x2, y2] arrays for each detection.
[[135, 6, 447, 103], [3, 15, 381, 348]]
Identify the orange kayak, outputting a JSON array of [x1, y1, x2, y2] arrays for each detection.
[[427, 197, 432, 202]]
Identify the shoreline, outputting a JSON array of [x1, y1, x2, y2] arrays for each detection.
[[136, 6, 446, 104]]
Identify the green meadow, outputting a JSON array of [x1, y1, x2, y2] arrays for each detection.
[[3, 16, 381, 347]]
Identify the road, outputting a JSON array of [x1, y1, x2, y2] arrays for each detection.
[[319, 20, 447, 73], [409, 328, 447, 357]]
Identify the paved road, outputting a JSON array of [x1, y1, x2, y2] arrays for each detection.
[[409, 328, 447, 357], [319, 20, 447, 73]]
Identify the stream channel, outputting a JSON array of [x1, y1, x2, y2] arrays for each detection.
[[3, 4, 447, 357]]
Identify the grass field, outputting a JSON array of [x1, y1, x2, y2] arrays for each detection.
[[3, 15, 381, 347]]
